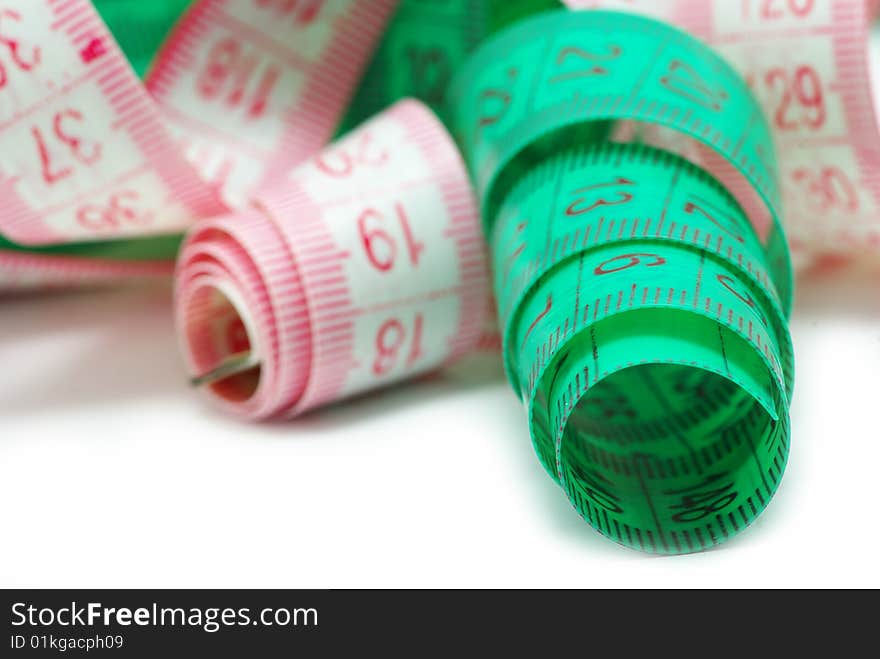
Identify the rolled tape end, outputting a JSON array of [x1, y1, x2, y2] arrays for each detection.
[[176, 278, 265, 411], [189, 351, 262, 390], [173, 206, 310, 421]]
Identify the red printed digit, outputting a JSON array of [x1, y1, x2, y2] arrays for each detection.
[[791, 65, 825, 129], [766, 68, 795, 130], [247, 66, 279, 118], [477, 89, 511, 133], [315, 151, 354, 177], [683, 197, 745, 243], [784, 0, 815, 16], [502, 220, 528, 286], [254, 0, 324, 25], [373, 319, 404, 376], [549, 44, 622, 83], [315, 150, 355, 177], [197, 38, 238, 100], [358, 208, 396, 272], [32, 109, 101, 185], [716, 274, 768, 325], [0, 8, 40, 89], [594, 253, 666, 275], [297, 0, 324, 24], [792, 167, 859, 212], [406, 313, 424, 367], [765, 65, 825, 131], [358, 203, 423, 272], [315, 132, 388, 178], [76, 190, 155, 231], [55, 109, 101, 165], [745, 0, 815, 19], [395, 203, 424, 267], [566, 177, 635, 216], [660, 60, 728, 112], [820, 168, 858, 211], [372, 314, 424, 376], [197, 37, 280, 119], [521, 293, 552, 350], [476, 68, 517, 137], [32, 125, 72, 184], [225, 50, 258, 108]]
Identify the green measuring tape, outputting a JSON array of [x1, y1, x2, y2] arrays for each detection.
[[338, 0, 491, 134], [447, 8, 794, 553], [94, 0, 192, 78]]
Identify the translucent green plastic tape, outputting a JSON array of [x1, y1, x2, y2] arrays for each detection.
[[447, 8, 794, 553], [94, 0, 192, 78], [338, 0, 490, 133], [0, 233, 182, 262]]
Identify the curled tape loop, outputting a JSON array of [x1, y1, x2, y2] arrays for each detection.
[[448, 9, 795, 553], [176, 99, 491, 418], [565, 0, 880, 266], [5, 1, 880, 285], [0, 0, 397, 288], [0, 0, 808, 553]]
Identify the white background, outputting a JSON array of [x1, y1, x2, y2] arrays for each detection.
[[1, 265, 879, 589]]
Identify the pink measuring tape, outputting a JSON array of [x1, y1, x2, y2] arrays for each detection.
[[147, 0, 397, 207], [0, 0, 395, 287], [1, 0, 493, 414], [5, 0, 878, 412], [0, 250, 172, 291], [175, 99, 490, 417], [566, 0, 880, 268], [0, 0, 222, 245]]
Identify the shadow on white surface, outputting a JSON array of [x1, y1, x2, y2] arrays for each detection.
[[0, 283, 510, 420], [0, 281, 630, 582], [0, 282, 186, 415], [0, 283, 520, 428], [2, 265, 879, 584], [280, 352, 510, 432], [242, 350, 631, 556], [3, 266, 872, 416], [794, 266, 880, 318]]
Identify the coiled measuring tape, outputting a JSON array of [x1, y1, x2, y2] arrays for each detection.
[[4, 2, 878, 278], [0, 0, 396, 289], [175, 99, 490, 418], [0, 0, 800, 552], [366, 0, 880, 267], [447, 9, 794, 552], [563, 0, 880, 265]]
